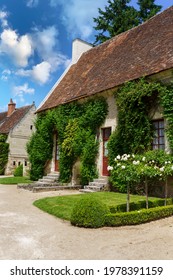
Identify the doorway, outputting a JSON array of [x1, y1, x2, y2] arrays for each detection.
[[102, 127, 111, 176]]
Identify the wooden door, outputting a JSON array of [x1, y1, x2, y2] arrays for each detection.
[[102, 127, 111, 176], [55, 134, 59, 172]]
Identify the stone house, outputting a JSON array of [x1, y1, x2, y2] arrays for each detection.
[[36, 7, 173, 187], [0, 99, 36, 175]]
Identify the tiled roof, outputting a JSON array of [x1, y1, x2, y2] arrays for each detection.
[[0, 105, 33, 134], [37, 6, 173, 113]]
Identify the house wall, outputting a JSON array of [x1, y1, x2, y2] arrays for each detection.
[[5, 105, 36, 175]]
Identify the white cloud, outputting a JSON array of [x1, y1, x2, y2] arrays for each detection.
[[26, 0, 39, 8], [1, 69, 12, 81], [0, 10, 8, 27], [32, 61, 51, 84], [51, 0, 107, 40], [16, 54, 70, 85], [13, 83, 35, 102], [16, 61, 51, 84], [0, 29, 33, 67], [31, 26, 58, 61]]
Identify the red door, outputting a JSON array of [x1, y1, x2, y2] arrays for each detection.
[[55, 134, 59, 172], [102, 127, 111, 176]]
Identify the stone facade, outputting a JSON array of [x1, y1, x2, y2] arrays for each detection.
[[0, 101, 36, 175]]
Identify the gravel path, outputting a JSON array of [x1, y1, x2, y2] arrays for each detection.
[[0, 184, 173, 260]]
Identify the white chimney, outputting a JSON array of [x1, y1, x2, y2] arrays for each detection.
[[72, 38, 93, 64]]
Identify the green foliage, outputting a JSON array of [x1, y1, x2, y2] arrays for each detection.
[[71, 196, 110, 228], [93, 0, 162, 44], [137, 0, 162, 22], [0, 134, 9, 175], [109, 150, 173, 193], [27, 97, 108, 183], [27, 111, 54, 180], [105, 204, 173, 227], [57, 97, 108, 184], [160, 84, 173, 153], [14, 164, 23, 177], [109, 198, 173, 213], [108, 79, 167, 161]]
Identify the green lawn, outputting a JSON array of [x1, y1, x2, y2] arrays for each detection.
[[0, 176, 33, 184], [33, 192, 157, 221]]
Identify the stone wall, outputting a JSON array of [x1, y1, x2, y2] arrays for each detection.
[[5, 105, 36, 175]]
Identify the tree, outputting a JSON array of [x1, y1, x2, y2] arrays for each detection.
[[137, 0, 162, 22], [93, 0, 162, 44]]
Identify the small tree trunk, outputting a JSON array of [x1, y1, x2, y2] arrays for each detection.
[[145, 176, 148, 209], [127, 183, 130, 212], [164, 177, 168, 206]]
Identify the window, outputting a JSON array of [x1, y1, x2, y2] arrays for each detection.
[[25, 161, 27, 167], [30, 125, 33, 130], [13, 161, 16, 166], [152, 119, 165, 150]]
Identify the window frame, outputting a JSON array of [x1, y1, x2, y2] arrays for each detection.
[[152, 119, 165, 150]]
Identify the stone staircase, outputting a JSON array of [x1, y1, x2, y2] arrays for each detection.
[[18, 172, 61, 192], [37, 172, 60, 185], [79, 177, 108, 193]]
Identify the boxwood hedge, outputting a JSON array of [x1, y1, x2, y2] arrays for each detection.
[[105, 205, 173, 227]]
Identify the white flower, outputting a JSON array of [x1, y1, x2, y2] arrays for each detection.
[[168, 161, 171, 164], [165, 161, 168, 164], [132, 154, 135, 158], [171, 166, 173, 170], [114, 158, 117, 161], [152, 160, 155, 163], [121, 165, 126, 169], [116, 155, 121, 160], [117, 163, 121, 166], [133, 160, 140, 165], [107, 166, 113, 171], [160, 167, 165, 172], [142, 157, 146, 161]]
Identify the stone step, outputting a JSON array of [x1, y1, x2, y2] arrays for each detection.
[[93, 177, 108, 184], [89, 181, 105, 187], [85, 185, 103, 191], [79, 188, 95, 193], [38, 178, 58, 183]]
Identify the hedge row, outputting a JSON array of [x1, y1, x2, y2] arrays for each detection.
[[105, 205, 173, 227], [109, 198, 173, 213]]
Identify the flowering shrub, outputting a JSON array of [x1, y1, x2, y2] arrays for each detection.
[[109, 150, 173, 209]]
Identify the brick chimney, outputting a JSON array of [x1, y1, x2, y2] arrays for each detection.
[[7, 98, 16, 116], [72, 38, 93, 64]]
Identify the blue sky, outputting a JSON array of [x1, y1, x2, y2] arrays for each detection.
[[0, 0, 172, 112]]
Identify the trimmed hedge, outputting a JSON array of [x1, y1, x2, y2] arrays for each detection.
[[14, 164, 23, 177], [105, 205, 173, 227], [109, 198, 173, 213], [71, 196, 110, 228]]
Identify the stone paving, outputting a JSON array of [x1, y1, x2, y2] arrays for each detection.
[[0, 184, 173, 260]]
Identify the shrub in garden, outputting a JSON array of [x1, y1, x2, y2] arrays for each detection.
[[71, 196, 110, 228], [105, 205, 173, 227], [14, 164, 23, 177]]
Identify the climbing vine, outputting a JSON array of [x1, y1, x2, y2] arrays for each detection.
[[27, 97, 108, 183], [160, 84, 173, 152], [0, 134, 9, 175], [108, 78, 168, 164]]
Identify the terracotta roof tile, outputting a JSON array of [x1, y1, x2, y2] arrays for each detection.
[[0, 105, 33, 134], [37, 6, 173, 113]]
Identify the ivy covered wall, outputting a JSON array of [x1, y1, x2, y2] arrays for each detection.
[[27, 97, 108, 184], [108, 78, 173, 164], [0, 134, 9, 175]]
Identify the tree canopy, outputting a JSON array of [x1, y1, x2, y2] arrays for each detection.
[[93, 0, 162, 44]]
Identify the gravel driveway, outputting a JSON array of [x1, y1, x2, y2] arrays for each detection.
[[0, 184, 173, 260]]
